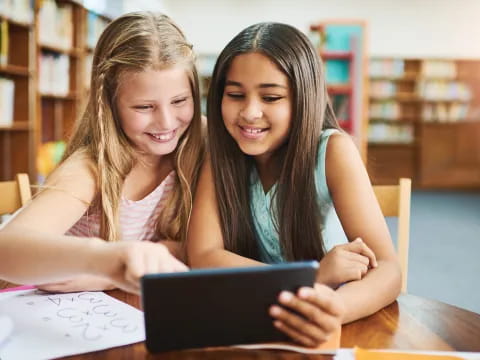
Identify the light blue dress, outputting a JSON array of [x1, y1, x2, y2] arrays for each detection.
[[249, 129, 347, 263]]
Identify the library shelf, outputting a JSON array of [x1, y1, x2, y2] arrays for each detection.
[[0, 0, 111, 182], [0, 64, 29, 76], [0, 122, 30, 131], [39, 44, 82, 57], [367, 57, 480, 188]]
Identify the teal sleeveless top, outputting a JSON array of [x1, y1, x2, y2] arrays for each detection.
[[249, 129, 347, 263]]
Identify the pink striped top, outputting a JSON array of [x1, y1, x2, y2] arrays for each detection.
[[66, 171, 176, 241]]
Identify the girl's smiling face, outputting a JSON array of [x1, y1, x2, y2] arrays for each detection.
[[221, 52, 292, 165], [116, 66, 194, 161]]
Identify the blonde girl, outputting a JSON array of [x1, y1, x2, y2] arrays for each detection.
[[188, 22, 401, 346], [0, 12, 203, 293]]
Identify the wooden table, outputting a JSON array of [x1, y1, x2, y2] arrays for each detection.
[[2, 282, 480, 359]]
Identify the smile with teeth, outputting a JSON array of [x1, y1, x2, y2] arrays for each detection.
[[240, 125, 268, 133], [147, 129, 176, 142]]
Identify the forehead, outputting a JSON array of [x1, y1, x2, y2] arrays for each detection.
[[117, 66, 191, 95], [226, 52, 288, 85]]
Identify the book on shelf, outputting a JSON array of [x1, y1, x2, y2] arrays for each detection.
[[421, 60, 456, 78], [370, 80, 396, 97], [369, 101, 400, 120], [416, 79, 471, 101], [0, 19, 8, 65], [369, 58, 405, 78], [0, 0, 34, 24], [0, 77, 15, 126], [368, 123, 414, 144], [38, 0, 73, 51], [39, 52, 70, 96]]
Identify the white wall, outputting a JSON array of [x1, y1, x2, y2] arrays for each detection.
[[150, 0, 480, 59]]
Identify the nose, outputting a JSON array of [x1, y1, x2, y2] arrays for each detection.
[[240, 99, 262, 123], [155, 106, 175, 129]]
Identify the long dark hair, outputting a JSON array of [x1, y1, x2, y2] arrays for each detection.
[[207, 22, 339, 261]]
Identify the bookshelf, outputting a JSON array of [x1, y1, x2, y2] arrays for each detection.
[[0, 2, 35, 181], [0, 0, 110, 183], [309, 21, 369, 160], [367, 57, 480, 188]]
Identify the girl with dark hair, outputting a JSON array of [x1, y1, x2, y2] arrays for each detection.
[[188, 22, 401, 346]]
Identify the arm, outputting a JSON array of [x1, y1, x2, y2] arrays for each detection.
[[0, 153, 187, 293], [188, 156, 344, 346], [325, 133, 402, 323], [0, 152, 99, 281], [187, 156, 262, 268]]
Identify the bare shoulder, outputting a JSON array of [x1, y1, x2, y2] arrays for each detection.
[[43, 150, 98, 205], [326, 132, 360, 162], [325, 132, 368, 195]]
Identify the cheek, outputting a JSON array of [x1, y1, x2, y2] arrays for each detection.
[[178, 103, 195, 125], [221, 99, 234, 125], [120, 112, 148, 135]]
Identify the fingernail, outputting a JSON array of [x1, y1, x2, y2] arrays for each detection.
[[270, 305, 281, 316], [298, 287, 313, 298], [279, 291, 293, 303], [273, 320, 282, 328]]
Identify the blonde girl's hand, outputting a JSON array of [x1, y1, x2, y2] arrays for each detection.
[[269, 283, 344, 347], [105, 241, 189, 295], [317, 238, 378, 289]]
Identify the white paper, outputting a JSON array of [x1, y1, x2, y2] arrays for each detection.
[[0, 289, 145, 360], [235, 342, 336, 354]]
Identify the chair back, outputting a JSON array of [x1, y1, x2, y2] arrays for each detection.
[[373, 178, 411, 293], [0, 173, 32, 216]]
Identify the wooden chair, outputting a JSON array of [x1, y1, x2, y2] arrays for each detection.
[[0, 173, 32, 216], [373, 178, 411, 293]]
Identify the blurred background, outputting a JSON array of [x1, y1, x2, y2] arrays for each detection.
[[0, 0, 479, 313]]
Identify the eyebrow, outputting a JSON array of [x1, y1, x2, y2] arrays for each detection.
[[225, 80, 288, 89]]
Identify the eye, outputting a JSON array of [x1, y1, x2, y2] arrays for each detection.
[[263, 95, 283, 103], [225, 92, 245, 99], [172, 97, 188, 105], [133, 105, 153, 110]]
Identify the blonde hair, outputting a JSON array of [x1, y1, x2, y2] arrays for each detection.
[[62, 12, 204, 243]]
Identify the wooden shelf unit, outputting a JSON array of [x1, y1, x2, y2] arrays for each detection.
[[367, 57, 480, 188], [0, 0, 111, 182], [0, 11, 36, 181]]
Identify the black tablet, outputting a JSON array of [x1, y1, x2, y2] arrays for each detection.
[[141, 261, 319, 353]]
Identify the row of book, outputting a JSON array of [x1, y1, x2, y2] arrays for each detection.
[[38, 0, 73, 51], [370, 59, 405, 78], [0, 20, 8, 65], [38, 52, 70, 96], [416, 80, 471, 101], [420, 60, 456, 78], [369, 101, 401, 120], [0, 77, 14, 126], [370, 80, 397, 98], [0, 0, 34, 24], [422, 103, 470, 122], [368, 123, 414, 144]]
